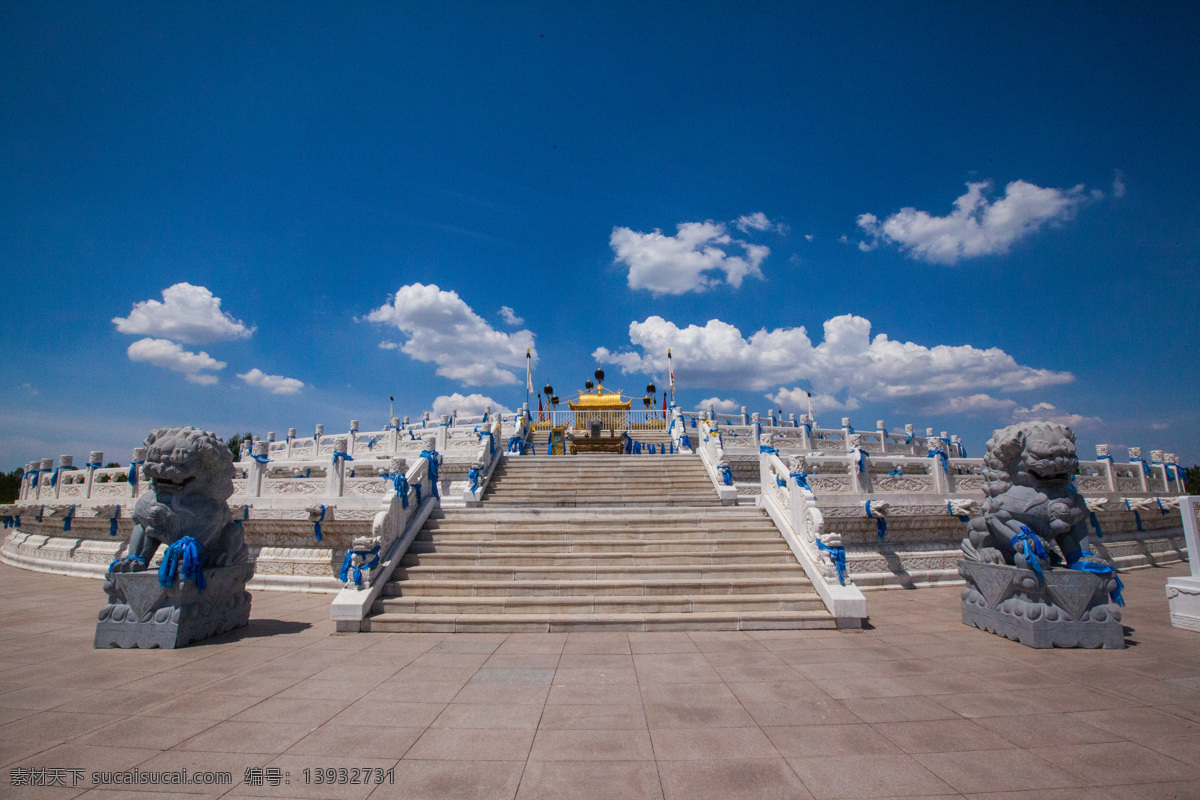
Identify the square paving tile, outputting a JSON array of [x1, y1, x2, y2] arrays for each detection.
[[516, 760, 663, 800], [649, 727, 780, 760], [529, 729, 655, 761], [658, 759, 813, 800], [371, 759, 524, 799], [405, 727, 535, 761], [788, 753, 955, 798], [763, 724, 903, 757]]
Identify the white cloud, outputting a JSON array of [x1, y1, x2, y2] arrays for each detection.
[[610, 220, 769, 295], [766, 388, 860, 414], [378, 341, 401, 350], [804, 234, 814, 242], [499, 306, 524, 326], [113, 283, 254, 344], [733, 212, 788, 234], [593, 314, 1073, 407], [856, 180, 1089, 264], [237, 368, 304, 395], [1113, 171, 1126, 198], [364, 283, 536, 386], [1012, 402, 1102, 429], [1150, 422, 1169, 431], [431, 393, 513, 417], [923, 394, 1019, 416], [126, 337, 225, 385], [696, 397, 741, 413]]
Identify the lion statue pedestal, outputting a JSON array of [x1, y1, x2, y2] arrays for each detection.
[[94, 426, 254, 649], [959, 422, 1125, 649]]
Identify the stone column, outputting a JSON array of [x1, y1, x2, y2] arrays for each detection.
[[1097, 444, 1116, 492], [36, 457, 53, 500], [841, 418, 853, 452], [85, 451, 103, 499], [750, 413, 761, 444], [799, 415, 812, 449], [1151, 450, 1168, 492], [904, 424, 915, 455], [877, 420, 888, 454], [286, 428, 297, 458], [248, 441, 268, 497], [437, 415, 450, 452], [1129, 447, 1148, 492]]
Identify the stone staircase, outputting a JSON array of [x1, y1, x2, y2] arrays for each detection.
[[364, 454, 836, 632]]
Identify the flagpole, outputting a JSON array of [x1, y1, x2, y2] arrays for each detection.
[[668, 348, 675, 407], [525, 349, 532, 412], [389, 394, 394, 422]]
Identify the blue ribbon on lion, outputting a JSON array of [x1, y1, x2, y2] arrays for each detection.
[[313, 504, 325, 541], [1010, 526, 1048, 581], [1066, 550, 1125, 606], [865, 500, 886, 540], [339, 544, 381, 588], [814, 539, 847, 585], [420, 450, 440, 498], [158, 536, 206, 592]]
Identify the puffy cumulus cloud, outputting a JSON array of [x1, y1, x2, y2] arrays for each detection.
[[1012, 402, 1102, 429], [923, 394, 1019, 416], [431, 393, 513, 417], [733, 212, 788, 234], [364, 283, 536, 386], [696, 397, 741, 413], [499, 306, 524, 326], [237, 368, 304, 395], [610, 220, 769, 295], [856, 180, 1089, 264], [126, 338, 225, 385], [593, 314, 1073, 407], [766, 388, 860, 414], [113, 283, 254, 344]]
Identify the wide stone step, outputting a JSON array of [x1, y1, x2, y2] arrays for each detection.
[[374, 593, 826, 615], [408, 537, 791, 554], [416, 528, 779, 541], [401, 553, 795, 568], [380, 576, 813, 597], [392, 563, 806, 581], [364, 610, 836, 633]]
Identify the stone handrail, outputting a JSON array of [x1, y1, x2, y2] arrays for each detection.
[[463, 418, 504, 505]]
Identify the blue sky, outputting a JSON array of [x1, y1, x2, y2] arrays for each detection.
[[2, 3, 1198, 468]]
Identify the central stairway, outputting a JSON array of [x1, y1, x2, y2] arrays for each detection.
[[365, 453, 836, 632]]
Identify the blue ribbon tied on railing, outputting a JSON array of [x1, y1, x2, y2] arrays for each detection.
[[478, 430, 495, 454], [690, 416, 697, 428], [814, 539, 848, 585], [1156, 497, 1168, 516], [250, 453, 270, 465], [680, 435, 691, 450], [760, 445, 778, 455], [158, 536, 206, 592], [929, 448, 949, 473], [24, 467, 42, 490], [332, 451, 355, 467], [718, 466, 733, 485], [947, 501, 970, 523], [468, 466, 480, 492], [1131, 457, 1153, 479], [1125, 499, 1143, 531], [110, 506, 121, 536], [50, 465, 76, 488], [420, 451, 440, 498], [391, 474, 410, 509], [790, 472, 816, 499], [36, 505, 44, 523], [1010, 526, 1048, 581], [62, 504, 75, 532], [865, 500, 886, 540], [854, 448, 869, 473], [313, 505, 325, 541], [1065, 550, 1125, 606], [363, 436, 380, 450], [128, 460, 144, 490], [338, 544, 381, 588]]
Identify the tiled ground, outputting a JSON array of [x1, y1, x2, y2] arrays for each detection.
[[2, 562, 1198, 799]]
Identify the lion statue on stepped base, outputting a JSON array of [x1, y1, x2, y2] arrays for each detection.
[[959, 422, 1125, 649], [95, 427, 253, 649]]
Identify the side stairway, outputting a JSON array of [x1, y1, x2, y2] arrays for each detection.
[[364, 454, 837, 632]]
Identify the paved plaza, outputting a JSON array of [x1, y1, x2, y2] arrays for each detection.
[[1, 562, 1198, 800]]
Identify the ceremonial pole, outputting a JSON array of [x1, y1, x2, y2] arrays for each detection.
[[525, 349, 533, 412], [668, 348, 675, 407]]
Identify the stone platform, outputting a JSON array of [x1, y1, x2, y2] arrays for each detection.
[[2, 561, 1199, 798]]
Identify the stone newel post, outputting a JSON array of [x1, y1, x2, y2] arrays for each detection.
[[328, 437, 349, 497], [130, 448, 147, 498], [85, 451, 103, 499]]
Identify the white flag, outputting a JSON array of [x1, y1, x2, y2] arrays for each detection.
[[668, 348, 675, 399], [526, 349, 533, 394]]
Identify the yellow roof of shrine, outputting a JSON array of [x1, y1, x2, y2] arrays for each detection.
[[567, 386, 631, 411]]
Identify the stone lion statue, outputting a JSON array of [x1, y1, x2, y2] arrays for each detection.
[[964, 421, 1107, 572], [109, 426, 248, 573]]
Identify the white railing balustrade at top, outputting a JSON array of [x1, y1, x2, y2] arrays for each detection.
[[530, 409, 671, 432]]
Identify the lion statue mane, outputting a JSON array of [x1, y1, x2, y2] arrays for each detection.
[[109, 426, 248, 573], [963, 421, 1105, 570]]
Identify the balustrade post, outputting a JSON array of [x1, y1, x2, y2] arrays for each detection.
[[36, 458, 52, 500], [328, 437, 348, 497], [751, 413, 761, 444], [248, 442, 268, 497], [741, 406, 749, 426], [85, 451, 102, 499], [129, 449, 146, 499], [840, 418, 852, 452], [1096, 444, 1116, 492], [877, 420, 888, 454], [437, 415, 450, 451], [1129, 447, 1149, 492], [799, 415, 812, 450], [1151, 450, 1169, 492], [286, 428, 296, 458]]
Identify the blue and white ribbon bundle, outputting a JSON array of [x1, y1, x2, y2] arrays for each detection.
[[853, 448, 869, 473], [718, 465, 733, 486], [928, 447, 949, 473], [947, 501, 970, 523], [468, 466, 480, 492], [478, 430, 495, 454], [127, 460, 144, 491], [1131, 457, 1153, 478], [50, 465, 76, 488], [158, 536, 206, 592], [679, 435, 691, 450], [420, 450, 440, 498], [391, 473, 410, 508], [815, 539, 848, 585], [1009, 526, 1048, 581], [338, 544, 381, 588], [1066, 550, 1125, 606], [250, 452, 270, 465], [313, 504, 326, 541], [865, 500, 886, 540], [760, 445, 778, 455], [332, 450, 355, 467], [110, 506, 121, 536], [790, 471, 816, 499]]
